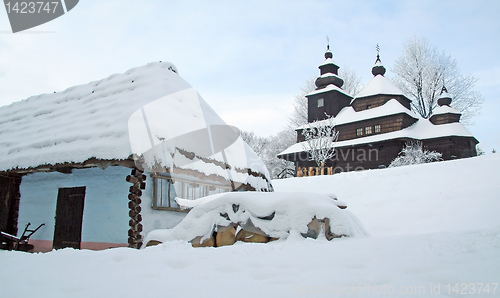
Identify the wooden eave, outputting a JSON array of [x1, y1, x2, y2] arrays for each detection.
[[1, 156, 136, 176]]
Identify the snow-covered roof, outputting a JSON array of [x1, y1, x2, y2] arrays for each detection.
[[306, 83, 352, 97], [432, 105, 461, 116], [0, 62, 189, 171], [355, 74, 404, 98], [319, 72, 342, 79], [319, 58, 338, 67], [0, 62, 271, 191], [439, 91, 451, 99], [297, 99, 417, 129], [279, 119, 475, 156]]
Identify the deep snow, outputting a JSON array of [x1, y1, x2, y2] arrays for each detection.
[[1, 154, 499, 298]]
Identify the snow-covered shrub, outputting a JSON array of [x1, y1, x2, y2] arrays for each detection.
[[389, 141, 442, 168]]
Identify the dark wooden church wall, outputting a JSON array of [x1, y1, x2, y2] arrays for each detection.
[[423, 137, 478, 160], [351, 94, 411, 112], [429, 114, 461, 125], [297, 113, 418, 144], [294, 140, 407, 174], [307, 91, 352, 122]]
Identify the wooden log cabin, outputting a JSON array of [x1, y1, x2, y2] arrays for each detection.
[[278, 45, 478, 176], [0, 62, 272, 252]]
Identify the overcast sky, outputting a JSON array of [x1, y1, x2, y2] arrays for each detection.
[[1, 0, 499, 152]]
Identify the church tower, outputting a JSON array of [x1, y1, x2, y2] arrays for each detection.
[[429, 86, 462, 125], [351, 48, 412, 112], [305, 44, 353, 122]]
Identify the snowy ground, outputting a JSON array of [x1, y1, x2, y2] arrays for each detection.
[[1, 154, 500, 298]]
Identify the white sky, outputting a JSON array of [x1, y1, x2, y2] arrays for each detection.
[[1, 0, 499, 152]]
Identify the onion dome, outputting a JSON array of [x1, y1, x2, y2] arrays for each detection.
[[437, 86, 452, 106], [372, 45, 386, 76], [315, 44, 344, 89], [325, 45, 333, 59], [372, 54, 386, 76]]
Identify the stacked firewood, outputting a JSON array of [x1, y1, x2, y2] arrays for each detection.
[[126, 169, 146, 249]]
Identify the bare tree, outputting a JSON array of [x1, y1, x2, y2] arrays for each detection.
[[240, 131, 269, 157], [393, 36, 483, 125], [288, 77, 315, 129], [340, 66, 363, 96], [266, 129, 296, 179], [241, 129, 295, 179], [301, 115, 339, 175]]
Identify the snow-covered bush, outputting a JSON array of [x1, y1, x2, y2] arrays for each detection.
[[389, 141, 442, 168]]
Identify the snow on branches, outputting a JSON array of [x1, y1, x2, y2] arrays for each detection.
[[301, 115, 339, 174], [389, 141, 442, 168], [393, 36, 483, 125]]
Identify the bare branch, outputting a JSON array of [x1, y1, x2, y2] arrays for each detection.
[[301, 115, 338, 170], [393, 36, 484, 125]]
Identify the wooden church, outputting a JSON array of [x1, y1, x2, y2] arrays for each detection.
[[278, 45, 478, 176]]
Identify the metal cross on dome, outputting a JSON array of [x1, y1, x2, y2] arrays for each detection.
[[376, 43, 380, 55]]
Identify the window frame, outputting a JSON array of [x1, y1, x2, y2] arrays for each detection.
[[356, 128, 363, 136], [365, 126, 373, 135], [374, 124, 381, 133], [317, 98, 324, 108], [151, 175, 231, 212]]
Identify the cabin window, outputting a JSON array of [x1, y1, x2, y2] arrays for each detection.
[[356, 128, 363, 136], [317, 98, 324, 108], [365, 126, 373, 135], [374, 125, 381, 133], [153, 177, 178, 209], [152, 176, 230, 211]]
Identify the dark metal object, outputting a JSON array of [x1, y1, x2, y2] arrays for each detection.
[[0, 222, 45, 251]]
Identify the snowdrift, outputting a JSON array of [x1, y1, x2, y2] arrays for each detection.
[[273, 154, 500, 236], [1, 154, 499, 298]]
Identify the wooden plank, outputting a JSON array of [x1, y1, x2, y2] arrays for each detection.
[[0, 174, 21, 246]]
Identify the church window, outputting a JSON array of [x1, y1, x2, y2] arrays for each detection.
[[317, 98, 324, 107], [365, 126, 373, 135], [356, 128, 363, 136], [374, 125, 381, 133]]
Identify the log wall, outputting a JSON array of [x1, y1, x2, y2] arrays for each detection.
[[297, 113, 418, 143], [126, 169, 146, 249], [351, 94, 412, 111]]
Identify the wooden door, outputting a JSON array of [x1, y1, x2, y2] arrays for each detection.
[[53, 187, 86, 250]]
